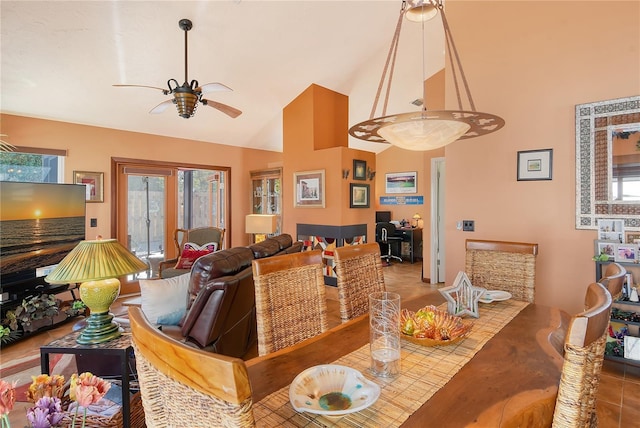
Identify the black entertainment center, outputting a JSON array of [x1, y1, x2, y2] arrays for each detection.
[[1, 181, 86, 341]]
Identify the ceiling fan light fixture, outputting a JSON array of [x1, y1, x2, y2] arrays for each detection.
[[174, 91, 199, 118]]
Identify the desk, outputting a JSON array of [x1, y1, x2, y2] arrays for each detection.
[[247, 295, 568, 427], [397, 227, 422, 263], [40, 330, 135, 428]]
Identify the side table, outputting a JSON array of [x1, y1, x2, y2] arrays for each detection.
[[40, 330, 135, 428]]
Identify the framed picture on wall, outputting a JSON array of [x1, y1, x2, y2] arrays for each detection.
[[73, 171, 104, 203], [294, 170, 325, 208], [517, 149, 553, 181], [350, 183, 370, 208], [353, 159, 367, 180], [385, 171, 417, 194]]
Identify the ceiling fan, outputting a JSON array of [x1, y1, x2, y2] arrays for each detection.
[[114, 18, 242, 119]]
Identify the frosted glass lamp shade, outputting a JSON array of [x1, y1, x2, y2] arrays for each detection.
[[378, 118, 471, 151]]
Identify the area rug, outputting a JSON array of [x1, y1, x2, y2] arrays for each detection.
[[3, 353, 78, 402]]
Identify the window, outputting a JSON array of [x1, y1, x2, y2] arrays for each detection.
[[0, 147, 65, 183]]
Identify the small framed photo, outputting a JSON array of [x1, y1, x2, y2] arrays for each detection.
[[615, 244, 638, 262], [73, 170, 104, 203], [385, 171, 417, 194], [517, 149, 553, 181], [626, 232, 640, 244], [294, 170, 325, 208], [350, 183, 370, 208], [594, 240, 617, 261], [353, 159, 367, 181], [598, 219, 625, 242]]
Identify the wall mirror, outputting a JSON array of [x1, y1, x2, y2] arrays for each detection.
[[576, 95, 640, 231]]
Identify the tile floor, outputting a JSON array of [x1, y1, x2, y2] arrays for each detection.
[[2, 260, 638, 427]]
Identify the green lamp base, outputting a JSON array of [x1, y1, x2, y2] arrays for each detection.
[[76, 312, 122, 345]]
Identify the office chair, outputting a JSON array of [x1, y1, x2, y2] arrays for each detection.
[[376, 222, 403, 264]]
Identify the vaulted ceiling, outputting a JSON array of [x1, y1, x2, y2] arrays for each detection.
[[1, 1, 445, 154]]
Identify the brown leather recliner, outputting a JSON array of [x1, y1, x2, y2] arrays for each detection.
[[161, 233, 303, 358]]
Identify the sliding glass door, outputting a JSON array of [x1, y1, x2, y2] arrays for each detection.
[[114, 158, 229, 286]]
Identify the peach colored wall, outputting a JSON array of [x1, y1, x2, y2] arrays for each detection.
[[282, 85, 377, 239], [443, 1, 640, 314], [0, 113, 282, 248]]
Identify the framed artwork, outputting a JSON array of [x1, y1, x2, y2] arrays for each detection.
[[594, 240, 616, 261], [626, 232, 640, 244], [598, 218, 625, 242], [294, 170, 325, 208], [73, 170, 104, 203], [353, 159, 367, 181], [517, 149, 553, 181], [385, 171, 417, 194], [350, 183, 370, 208], [615, 244, 638, 262]]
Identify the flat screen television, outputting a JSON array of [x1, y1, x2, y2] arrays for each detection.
[[0, 181, 86, 294]]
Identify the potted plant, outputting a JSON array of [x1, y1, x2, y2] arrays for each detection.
[[11, 294, 61, 333]]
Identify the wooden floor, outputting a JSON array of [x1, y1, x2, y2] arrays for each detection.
[[2, 261, 639, 427]]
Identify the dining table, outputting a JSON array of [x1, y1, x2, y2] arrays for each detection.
[[245, 293, 570, 427]]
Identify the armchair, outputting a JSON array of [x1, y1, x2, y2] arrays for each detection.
[[159, 227, 225, 278]]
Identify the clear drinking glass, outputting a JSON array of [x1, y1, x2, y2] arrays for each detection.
[[369, 291, 401, 377]]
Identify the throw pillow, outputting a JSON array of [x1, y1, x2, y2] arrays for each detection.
[[139, 273, 190, 326], [174, 242, 218, 270]]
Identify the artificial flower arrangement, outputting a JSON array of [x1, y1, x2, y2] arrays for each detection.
[[0, 372, 111, 428]]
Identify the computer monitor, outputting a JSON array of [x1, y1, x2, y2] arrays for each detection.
[[375, 211, 391, 223]]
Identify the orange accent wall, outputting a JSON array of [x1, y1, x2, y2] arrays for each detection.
[[0, 113, 282, 248], [282, 84, 376, 239]]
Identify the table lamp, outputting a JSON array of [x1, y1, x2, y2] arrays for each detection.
[[45, 238, 148, 344], [412, 213, 422, 228], [246, 214, 277, 243]]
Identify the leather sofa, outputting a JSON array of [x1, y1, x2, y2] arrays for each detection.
[[161, 234, 303, 359]]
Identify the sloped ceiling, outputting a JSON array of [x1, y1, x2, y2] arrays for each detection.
[[1, 0, 445, 154]]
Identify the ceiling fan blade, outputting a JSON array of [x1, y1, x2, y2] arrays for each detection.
[[202, 99, 242, 118], [113, 84, 168, 93], [149, 99, 174, 114], [198, 82, 232, 94]]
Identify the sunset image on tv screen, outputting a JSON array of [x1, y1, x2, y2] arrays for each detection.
[[0, 182, 86, 278]]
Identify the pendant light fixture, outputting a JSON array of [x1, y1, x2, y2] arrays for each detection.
[[349, 0, 504, 151]]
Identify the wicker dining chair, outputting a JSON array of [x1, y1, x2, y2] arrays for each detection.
[[598, 262, 626, 300], [465, 239, 538, 303], [129, 306, 255, 428], [251, 250, 328, 356], [334, 243, 386, 323], [552, 282, 612, 428]]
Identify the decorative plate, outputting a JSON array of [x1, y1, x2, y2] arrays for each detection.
[[399, 306, 474, 347], [289, 364, 380, 416], [479, 290, 512, 304]]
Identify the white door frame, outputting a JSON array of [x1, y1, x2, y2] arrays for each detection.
[[430, 157, 445, 283]]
